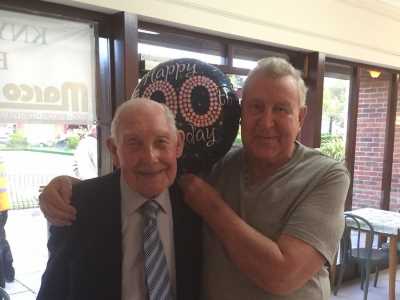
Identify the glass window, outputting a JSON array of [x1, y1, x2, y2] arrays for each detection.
[[232, 45, 289, 70], [226, 74, 246, 145], [0, 8, 98, 298], [0, 9, 97, 209], [139, 43, 224, 70], [233, 59, 257, 70], [138, 24, 225, 70], [320, 76, 350, 161]]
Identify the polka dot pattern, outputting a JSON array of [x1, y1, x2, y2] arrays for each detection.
[[143, 80, 178, 115], [134, 58, 241, 174], [178, 75, 222, 128]]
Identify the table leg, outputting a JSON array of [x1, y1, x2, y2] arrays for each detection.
[[389, 235, 398, 300]]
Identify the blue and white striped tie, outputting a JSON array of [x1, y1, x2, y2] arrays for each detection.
[[142, 200, 172, 300]]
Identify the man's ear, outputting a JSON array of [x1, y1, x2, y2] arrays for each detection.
[[175, 130, 185, 158], [298, 106, 307, 129], [106, 137, 120, 168]]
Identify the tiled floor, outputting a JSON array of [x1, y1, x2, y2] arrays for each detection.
[[331, 265, 400, 299], [5, 208, 47, 299], [3, 207, 400, 299]]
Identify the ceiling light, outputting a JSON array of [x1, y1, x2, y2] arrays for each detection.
[[138, 29, 160, 35], [368, 70, 381, 78]]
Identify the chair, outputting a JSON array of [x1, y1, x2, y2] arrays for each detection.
[[334, 213, 389, 300], [0, 287, 10, 300]]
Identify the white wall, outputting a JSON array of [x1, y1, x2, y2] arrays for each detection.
[[61, 0, 400, 69]]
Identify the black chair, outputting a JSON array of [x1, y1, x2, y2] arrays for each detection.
[[0, 287, 9, 300], [334, 213, 388, 300]]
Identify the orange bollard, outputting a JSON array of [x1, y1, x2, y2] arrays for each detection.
[[0, 157, 10, 212]]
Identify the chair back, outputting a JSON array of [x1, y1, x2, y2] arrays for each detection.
[[343, 213, 375, 260], [0, 287, 10, 300], [335, 212, 388, 300]]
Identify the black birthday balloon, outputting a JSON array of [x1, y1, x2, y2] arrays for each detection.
[[133, 58, 240, 174]]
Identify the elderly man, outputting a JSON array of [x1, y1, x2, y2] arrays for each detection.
[[179, 57, 349, 299], [40, 57, 349, 299], [37, 98, 202, 300]]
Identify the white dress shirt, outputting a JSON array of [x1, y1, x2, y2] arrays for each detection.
[[120, 177, 176, 300]]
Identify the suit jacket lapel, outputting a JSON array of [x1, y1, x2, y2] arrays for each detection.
[[170, 182, 202, 300]]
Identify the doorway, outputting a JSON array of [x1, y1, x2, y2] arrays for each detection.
[[0, 8, 97, 298]]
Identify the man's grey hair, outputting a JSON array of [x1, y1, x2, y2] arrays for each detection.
[[110, 97, 177, 142], [242, 57, 308, 107]]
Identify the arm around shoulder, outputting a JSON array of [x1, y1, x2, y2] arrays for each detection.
[[39, 175, 81, 226]]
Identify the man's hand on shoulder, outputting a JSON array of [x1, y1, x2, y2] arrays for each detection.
[[178, 174, 223, 217], [39, 175, 80, 226]]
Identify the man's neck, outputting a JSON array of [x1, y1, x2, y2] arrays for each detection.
[[245, 160, 282, 186], [244, 145, 297, 186]]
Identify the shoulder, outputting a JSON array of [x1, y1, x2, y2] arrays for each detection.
[[209, 146, 243, 179], [73, 171, 119, 193], [288, 144, 351, 204], [71, 171, 120, 212], [297, 143, 349, 177]]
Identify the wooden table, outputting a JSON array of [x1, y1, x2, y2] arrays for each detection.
[[348, 208, 400, 300]]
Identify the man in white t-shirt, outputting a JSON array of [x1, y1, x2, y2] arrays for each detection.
[[72, 126, 98, 179]]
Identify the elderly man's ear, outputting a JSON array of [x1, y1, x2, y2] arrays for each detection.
[[176, 130, 185, 159], [106, 137, 120, 168]]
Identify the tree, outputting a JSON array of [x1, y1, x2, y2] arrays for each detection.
[[322, 78, 347, 135], [320, 78, 349, 161]]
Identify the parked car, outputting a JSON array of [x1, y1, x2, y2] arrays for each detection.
[[0, 134, 10, 145], [54, 138, 68, 149], [27, 137, 53, 147]]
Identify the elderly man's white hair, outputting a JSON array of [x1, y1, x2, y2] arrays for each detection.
[[110, 97, 177, 142], [243, 57, 308, 107]]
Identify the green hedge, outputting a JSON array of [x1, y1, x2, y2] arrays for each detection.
[[320, 134, 345, 161]]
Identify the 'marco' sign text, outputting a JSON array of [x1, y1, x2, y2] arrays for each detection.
[[0, 9, 95, 124], [1, 82, 88, 112]]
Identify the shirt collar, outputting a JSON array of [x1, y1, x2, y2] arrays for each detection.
[[120, 176, 170, 217]]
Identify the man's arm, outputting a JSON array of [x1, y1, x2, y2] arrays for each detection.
[[179, 175, 328, 296], [39, 176, 80, 225]]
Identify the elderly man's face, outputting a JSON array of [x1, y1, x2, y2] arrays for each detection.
[[241, 74, 306, 169], [107, 104, 184, 198]]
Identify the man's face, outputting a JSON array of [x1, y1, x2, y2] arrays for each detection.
[[107, 104, 184, 198], [241, 74, 306, 169]]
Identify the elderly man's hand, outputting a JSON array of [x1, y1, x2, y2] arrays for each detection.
[[178, 174, 222, 217], [39, 175, 79, 226]]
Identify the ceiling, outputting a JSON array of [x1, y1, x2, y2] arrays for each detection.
[[42, 0, 400, 20], [42, 0, 117, 14], [379, 0, 400, 9], [340, 0, 400, 22]]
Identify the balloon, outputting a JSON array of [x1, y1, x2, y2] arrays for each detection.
[[133, 58, 240, 174]]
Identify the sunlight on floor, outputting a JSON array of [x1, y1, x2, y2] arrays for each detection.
[[5, 208, 47, 299]]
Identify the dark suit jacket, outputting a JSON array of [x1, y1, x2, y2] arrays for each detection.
[[37, 171, 202, 300]]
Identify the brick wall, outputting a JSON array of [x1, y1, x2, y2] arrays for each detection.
[[352, 69, 390, 209], [390, 84, 400, 211]]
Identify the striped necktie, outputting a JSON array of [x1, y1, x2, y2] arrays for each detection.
[[142, 200, 172, 300]]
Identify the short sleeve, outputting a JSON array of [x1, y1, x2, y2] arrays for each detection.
[[282, 164, 350, 266]]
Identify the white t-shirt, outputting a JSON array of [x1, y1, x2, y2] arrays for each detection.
[[73, 136, 97, 179]]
